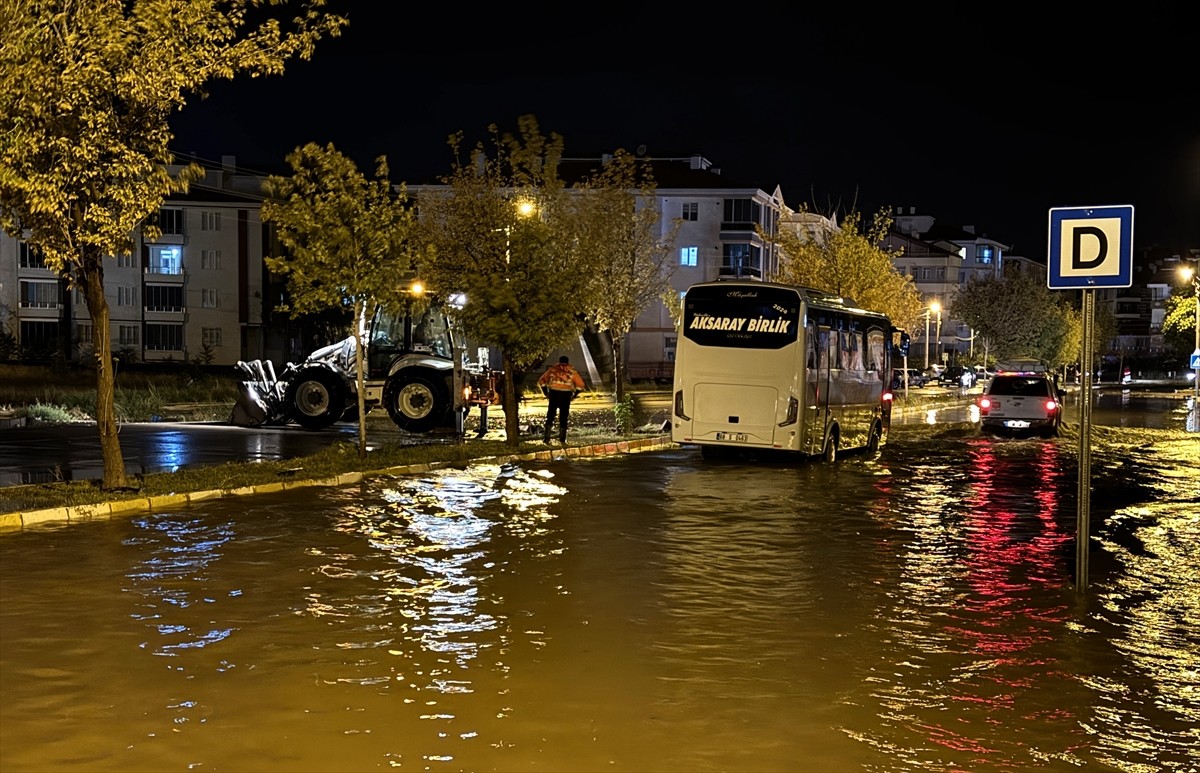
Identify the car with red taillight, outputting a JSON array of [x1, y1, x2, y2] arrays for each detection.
[[977, 362, 1065, 438]]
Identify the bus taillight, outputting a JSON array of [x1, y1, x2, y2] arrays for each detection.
[[674, 390, 689, 420], [779, 395, 798, 426]]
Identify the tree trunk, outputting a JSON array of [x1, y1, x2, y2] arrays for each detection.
[[352, 304, 367, 459], [612, 333, 626, 404], [501, 350, 520, 447], [80, 260, 131, 490]]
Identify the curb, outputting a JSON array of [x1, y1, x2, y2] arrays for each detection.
[[0, 436, 678, 533]]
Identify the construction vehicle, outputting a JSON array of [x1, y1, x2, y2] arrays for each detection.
[[230, 298, 502, 434]]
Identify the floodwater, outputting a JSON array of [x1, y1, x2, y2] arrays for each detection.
[[1, 419, 1198, 771]]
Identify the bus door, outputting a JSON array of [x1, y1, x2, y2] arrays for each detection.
[[805, 321, 835, 455]]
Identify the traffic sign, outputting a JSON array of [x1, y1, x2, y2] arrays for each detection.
[[1190, 348, 1200, 370], [1047, 205, 1134, 289]]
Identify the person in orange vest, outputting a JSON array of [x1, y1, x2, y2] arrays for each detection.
[[537, 355, 586, 444]]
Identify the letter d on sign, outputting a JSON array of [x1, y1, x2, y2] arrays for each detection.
[[1071, 226, 1107, 270]]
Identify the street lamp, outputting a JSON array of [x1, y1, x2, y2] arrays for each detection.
[[1178, 261, 1199, 404], [924, 300, 941, 370]]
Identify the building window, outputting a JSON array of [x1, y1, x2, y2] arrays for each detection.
[[148, 245, 183, 275], [201, 249, 222, 270], [144, 323, 183, 351], [201, 211, 221, 231], [202, 288, 219, 308], [720, 244, 761, 278], [681, 202, 698, 221], [976, 245, 994, 264], [75, 323, 93, 345], [202, 327, 223, 347], [679, 246, 698, 267], [118, 325, 139, 346], [722, 198, 762, 230], [156, 208, 184, 235], [19, 320, 60, 349], [18, 242, 47, 268], [117, 253, 136, 268], [117, 286, 136, 306], [18, 279, 60, 308], [145, 284, 183, 312]]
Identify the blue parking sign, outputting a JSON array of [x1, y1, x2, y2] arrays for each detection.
[[1047, 205, 1134, 289]]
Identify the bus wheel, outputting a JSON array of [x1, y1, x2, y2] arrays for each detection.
[[822, 431, 839, 463], [866, 424, 882, 455]]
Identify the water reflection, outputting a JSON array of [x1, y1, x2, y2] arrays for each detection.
[[2, 436, 1198, 772]]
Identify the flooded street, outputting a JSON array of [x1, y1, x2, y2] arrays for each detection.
[[1, 406, 1198, 771]]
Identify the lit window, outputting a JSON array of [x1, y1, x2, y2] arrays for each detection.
[[149, 245, 183, 275], [680, 246, 698, 266]]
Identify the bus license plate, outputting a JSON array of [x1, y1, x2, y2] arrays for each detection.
[[716, 432, 748, 442]]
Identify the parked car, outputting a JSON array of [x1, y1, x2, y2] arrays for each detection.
[[977, 369, 1065, 438], [890, 368, 927, 389], [938, 365, 977, 387]]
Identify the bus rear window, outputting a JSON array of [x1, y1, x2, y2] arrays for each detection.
[[682, 285, 800, 349]]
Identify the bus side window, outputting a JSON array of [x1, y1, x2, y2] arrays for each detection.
[[818, 328, 831, 370], [846, 331, 864, 372], [867, 329, 886, 375], [807, 325, 817, 369]]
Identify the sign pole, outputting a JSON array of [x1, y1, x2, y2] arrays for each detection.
[[1076, 290, 1094, 592], [1047, 204, 1133, 594]]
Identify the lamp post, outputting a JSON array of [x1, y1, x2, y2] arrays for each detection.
[[932, 301, 942, 369], [1179, 261, 1200, 405]]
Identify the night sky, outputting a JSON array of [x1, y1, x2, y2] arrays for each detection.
[[169, 6, 1200, 261]]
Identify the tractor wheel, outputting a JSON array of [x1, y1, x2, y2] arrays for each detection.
[[383, 372, 450, 433], [284, 368, 347, 430]]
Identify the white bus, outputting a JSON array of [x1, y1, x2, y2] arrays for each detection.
[[670, 279, 909, 461]]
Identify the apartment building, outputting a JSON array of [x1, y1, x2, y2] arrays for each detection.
[[886, 209, 1010, 368], [413, 154, 788, 386], [5, 152, 1190, 382], [0, 156, 270, 367]]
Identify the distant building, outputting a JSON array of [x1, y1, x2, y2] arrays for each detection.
[[1, 155, 273, 367], [887, 209, 1010, 366], [3, 153, 1193, 382]]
